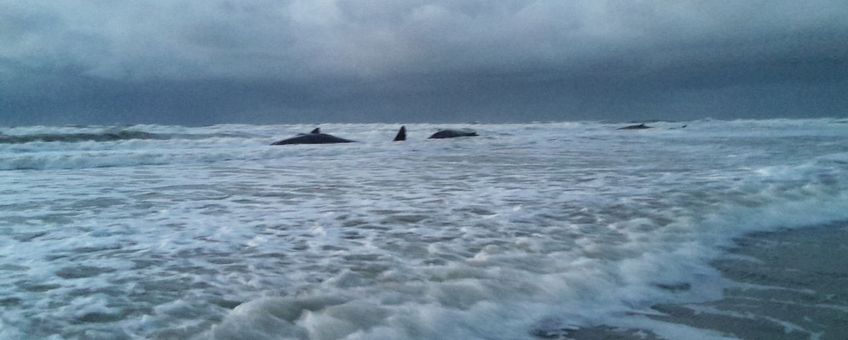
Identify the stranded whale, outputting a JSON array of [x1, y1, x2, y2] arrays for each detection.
[[271, 128, 355, 145], [271, 127, 408, 145], [617, 123, 652, 130], [429, 128, 478, 139]]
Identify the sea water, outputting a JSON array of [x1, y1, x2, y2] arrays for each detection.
[[0, 119, 846, 339]]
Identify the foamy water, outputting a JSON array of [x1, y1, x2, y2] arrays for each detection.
[[0, 119, 846, 339]]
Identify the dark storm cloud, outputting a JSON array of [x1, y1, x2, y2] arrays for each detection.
[[1, 0, 847, 124]]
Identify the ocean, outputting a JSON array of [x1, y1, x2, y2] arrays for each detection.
[[0, 119, 846, 339]]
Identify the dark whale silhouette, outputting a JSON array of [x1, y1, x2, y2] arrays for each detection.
[[617, 123, 652, 130], [429, 128, 478, 139], [271, 128, 355, 145], [394, 126, 406, 141]]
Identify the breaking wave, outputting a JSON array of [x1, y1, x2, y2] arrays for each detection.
[[0, 129, 253, 144], [0, 130, 163, 144]]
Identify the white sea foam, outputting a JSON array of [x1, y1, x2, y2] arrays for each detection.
[[0, 119, 846, 339]]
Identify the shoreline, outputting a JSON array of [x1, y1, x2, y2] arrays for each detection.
[[649, 221, 848, 339], [538, 222, 848, 339]]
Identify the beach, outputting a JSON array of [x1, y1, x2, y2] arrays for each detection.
[[1, 119, 846, 339]]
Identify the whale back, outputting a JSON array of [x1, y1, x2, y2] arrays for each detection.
[[271, 131, 354, 145], [617, 123, 651, 130], [429, 128, 478, 139]]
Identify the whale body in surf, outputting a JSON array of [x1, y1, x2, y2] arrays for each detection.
[[428, 128, 478, 139], [271, 127, 407, 145], [617, 123, 652, 130], [271, 128, 355, 145]]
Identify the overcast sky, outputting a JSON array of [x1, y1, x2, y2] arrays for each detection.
[[1, 0, 846, 125]]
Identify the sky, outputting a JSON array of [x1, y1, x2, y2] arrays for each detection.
[[1, 0, 847, 125]]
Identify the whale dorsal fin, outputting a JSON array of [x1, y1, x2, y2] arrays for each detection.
[[310, 128, 321, 134], [394, 126, 406, 141]]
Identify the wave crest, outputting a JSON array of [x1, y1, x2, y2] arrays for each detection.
[[0, 130, 162, 144]]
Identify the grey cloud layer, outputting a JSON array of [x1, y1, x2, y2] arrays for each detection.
[[1, 0, 847, 124]]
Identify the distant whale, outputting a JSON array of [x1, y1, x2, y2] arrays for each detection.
[[271, 128, 355, 145], [617, 123, 652, 130], [429, 128, 478, 139]]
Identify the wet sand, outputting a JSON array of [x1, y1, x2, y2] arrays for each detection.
[[648, 222, 848, 339], [539, 222, 848, 339]]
